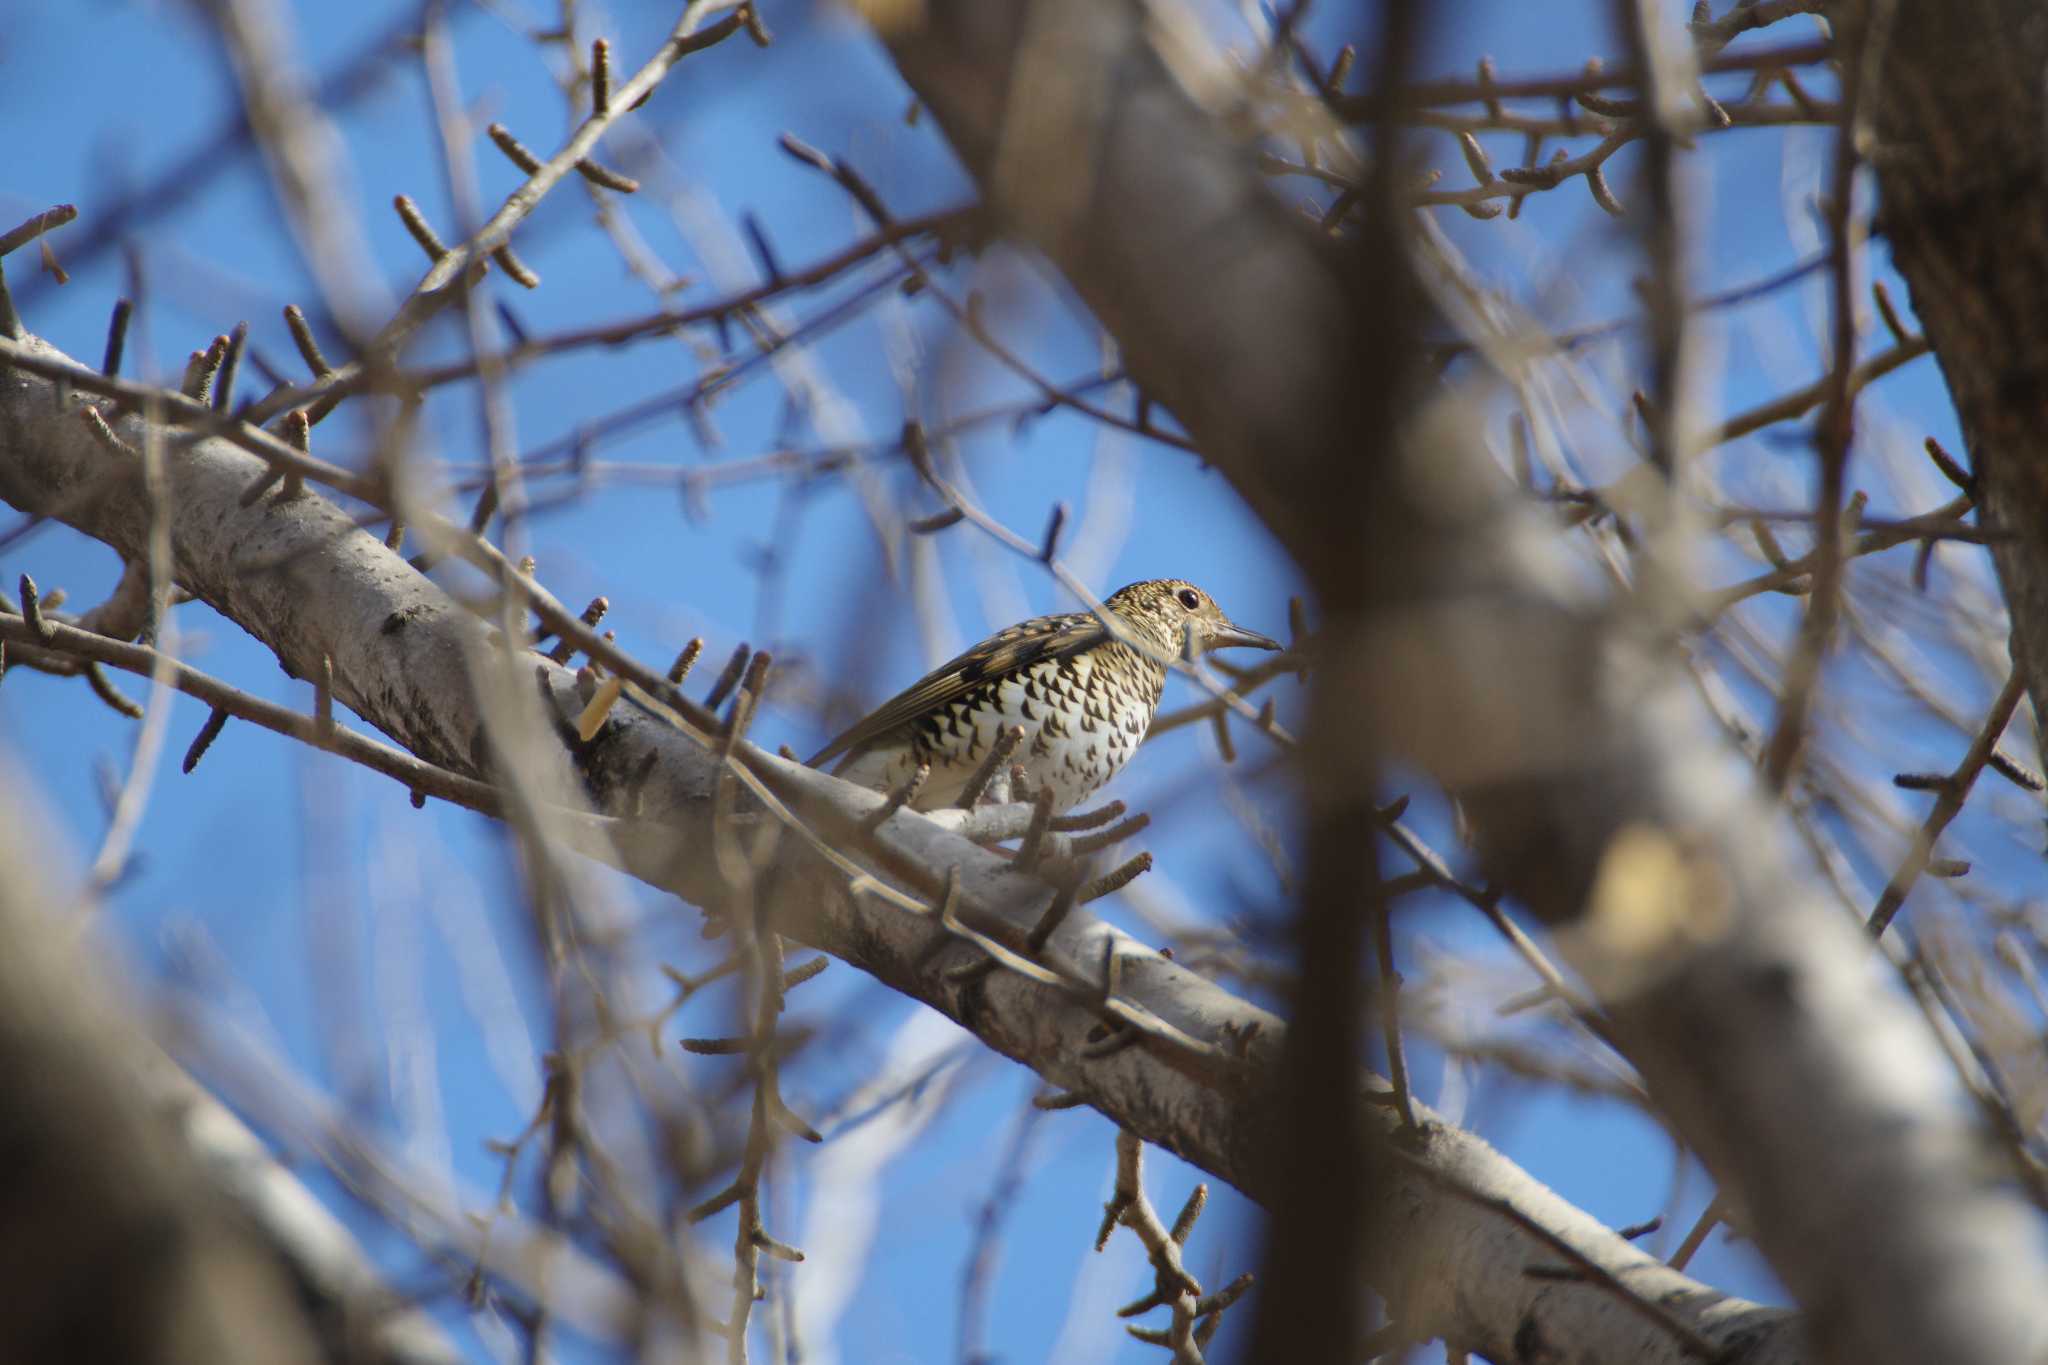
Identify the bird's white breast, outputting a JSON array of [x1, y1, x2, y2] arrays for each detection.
[[836, 651, 1158, 813]]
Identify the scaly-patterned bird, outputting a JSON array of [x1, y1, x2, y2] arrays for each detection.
[[808, 579, 1280, 812]]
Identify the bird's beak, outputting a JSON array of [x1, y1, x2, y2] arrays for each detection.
[[1208, 621, 1283, 652]]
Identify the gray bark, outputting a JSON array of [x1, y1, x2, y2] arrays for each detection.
[[0, 324, 1797, 1363]]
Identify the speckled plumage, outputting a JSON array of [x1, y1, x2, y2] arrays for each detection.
[[809, 580, 1280, 812]]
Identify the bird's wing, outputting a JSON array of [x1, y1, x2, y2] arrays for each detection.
[[806, 611, 1108, 768]]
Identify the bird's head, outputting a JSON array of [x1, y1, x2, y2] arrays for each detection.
[[1105, 580, 1283, 657]]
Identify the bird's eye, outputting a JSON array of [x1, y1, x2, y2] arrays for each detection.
[[1176, 588, 1202, 610]]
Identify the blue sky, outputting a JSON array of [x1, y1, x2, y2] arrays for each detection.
[[7, 1, 2029, 1361]]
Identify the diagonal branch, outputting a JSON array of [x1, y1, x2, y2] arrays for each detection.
[[0, 325, 1796, 1365]]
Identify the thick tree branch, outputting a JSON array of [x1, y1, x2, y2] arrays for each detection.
[[0, 328, 1794, 1363]]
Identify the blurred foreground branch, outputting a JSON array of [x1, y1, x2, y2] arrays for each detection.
[[1872, 2, 2048, 746], [880, 4, 2048, 1363], [0, 766, 322, 1365]]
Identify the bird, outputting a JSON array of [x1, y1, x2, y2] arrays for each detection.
[[807, 579, 1281, 813]]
